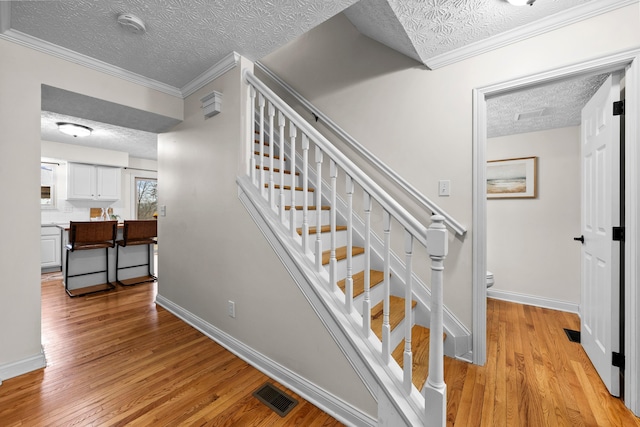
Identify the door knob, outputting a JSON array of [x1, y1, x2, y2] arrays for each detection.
[[573, 235, 584, 244]]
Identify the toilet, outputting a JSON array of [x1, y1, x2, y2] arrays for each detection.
[[486, 271, 494, 288]]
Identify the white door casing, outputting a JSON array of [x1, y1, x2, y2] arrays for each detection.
[[474, 49, 640, 415], [580, 73, 621, 397]]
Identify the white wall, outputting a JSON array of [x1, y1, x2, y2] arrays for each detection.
[[157, 58, 377, 417], [0, 37, 181, 380], [487, 127, 581, 308], [259, 5, 640, 328]]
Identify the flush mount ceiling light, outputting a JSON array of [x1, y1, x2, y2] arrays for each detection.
[[507, 0, 536, 5], [57, 122, 93, 137], [117, 13, 146, 34]]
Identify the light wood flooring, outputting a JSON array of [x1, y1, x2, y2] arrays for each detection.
[[0, 275, 342, 426], [1, 275, 639, 426], [445, 298, 640, 427]]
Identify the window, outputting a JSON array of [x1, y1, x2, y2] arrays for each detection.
[[41, 163, 56, 209], [135, 178, 157, 220]]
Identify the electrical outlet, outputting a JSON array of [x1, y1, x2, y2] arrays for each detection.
[[228, 300, 236, 318], [160, 205, 167, 217], [438, 180, 451, 197]]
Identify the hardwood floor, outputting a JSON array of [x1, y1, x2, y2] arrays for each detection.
[[0, 275, 342, 426], [1, 276, 639, 426], [445, 298, 640, 427]]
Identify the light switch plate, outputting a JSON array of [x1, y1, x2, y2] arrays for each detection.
[[438, 180, 450, 197]]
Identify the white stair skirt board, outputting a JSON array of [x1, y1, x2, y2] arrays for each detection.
[[235, 180, 426, 426], [0, 347, 47, 382], [487, 289, 579, 314]]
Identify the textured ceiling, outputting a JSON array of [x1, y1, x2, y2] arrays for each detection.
[[41, 111, 158, 160], [345, 0, 593, 65], [487, 73, 610, 138], [9, 0, 358, 89], [40, 85, 180, 161]]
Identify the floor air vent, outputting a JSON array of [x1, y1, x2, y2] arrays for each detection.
[[252, 382, 298, 417], [564, 328, 581, 343]]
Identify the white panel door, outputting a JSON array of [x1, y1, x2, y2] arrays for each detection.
[[580, 74, 621, 396]]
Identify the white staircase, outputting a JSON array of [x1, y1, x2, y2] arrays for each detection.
[[238, 69, 463, 426]]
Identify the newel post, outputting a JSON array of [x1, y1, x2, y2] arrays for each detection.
[[424, 215, 448, 427]]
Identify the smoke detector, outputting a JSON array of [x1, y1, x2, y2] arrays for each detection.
[[117, 13, 146, 35]]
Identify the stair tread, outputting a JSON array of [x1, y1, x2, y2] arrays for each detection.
[[264, 184, 314, 192], [322, 246, 364, 265], [297, 225, 348, 235], [254, 139, 270, 147], [370, 296, 417, 340], [285, 205, 330, 211], [337, 270, 385, 298], [255, 165, 299, 175], [392, 325, 432, 391]]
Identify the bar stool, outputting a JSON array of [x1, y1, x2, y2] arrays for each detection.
[[65, 221, 117, 297], [115, 220, 157, 286]]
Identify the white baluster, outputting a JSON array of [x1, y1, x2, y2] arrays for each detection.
[[268, 101, 275, 207], [301, 134, 310, 256], [314, 146, 323, 272], [382, 210, 391, 364], [249, 86, 256, 186], [258, 93, 265, 194], [362, 192, 372, 335], [345, 175, 354, 313], [403, 230, 413, 393], [424, 215, 448, 427], [289, 125, 297, 238], [278, 111, 286, 222], [329, 160, 338, 289]]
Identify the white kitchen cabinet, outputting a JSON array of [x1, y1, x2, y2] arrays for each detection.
[[41, 226, 62, 270], [67, 163, 121, 201]]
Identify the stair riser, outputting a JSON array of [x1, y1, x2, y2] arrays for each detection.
[[264, 190, 315, 207], [253, 153, 290, 170], [388, 313, 413, 350], [256, 170, 299, 187], [291, 210, 331, 228], [254, 140, 285, 155], [304, 230, 348, 255], [351, 281, 387, 316], [330, 253, 366, 282], [278, 190, 315, 206]]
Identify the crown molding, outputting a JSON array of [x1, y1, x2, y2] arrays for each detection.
[[180, 51, 240, 98], [424, 0, 637, 69], [0, 28, 183, 97]]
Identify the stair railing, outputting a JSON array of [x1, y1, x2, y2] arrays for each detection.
[[245, 69, 447, 426], [255, 61, 466, 238]]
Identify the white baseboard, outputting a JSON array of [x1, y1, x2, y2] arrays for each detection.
[[155, 294, 376, 427], [0, 348, 47, 383], [487, 289, 579, 314]]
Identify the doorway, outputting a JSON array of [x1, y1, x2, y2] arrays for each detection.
[[472, 49, 640, 415]]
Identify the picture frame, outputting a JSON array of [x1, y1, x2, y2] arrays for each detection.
[[487, 156, 537, 199]]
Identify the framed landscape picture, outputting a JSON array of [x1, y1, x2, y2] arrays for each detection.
[[487, 156, 537, 199]]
